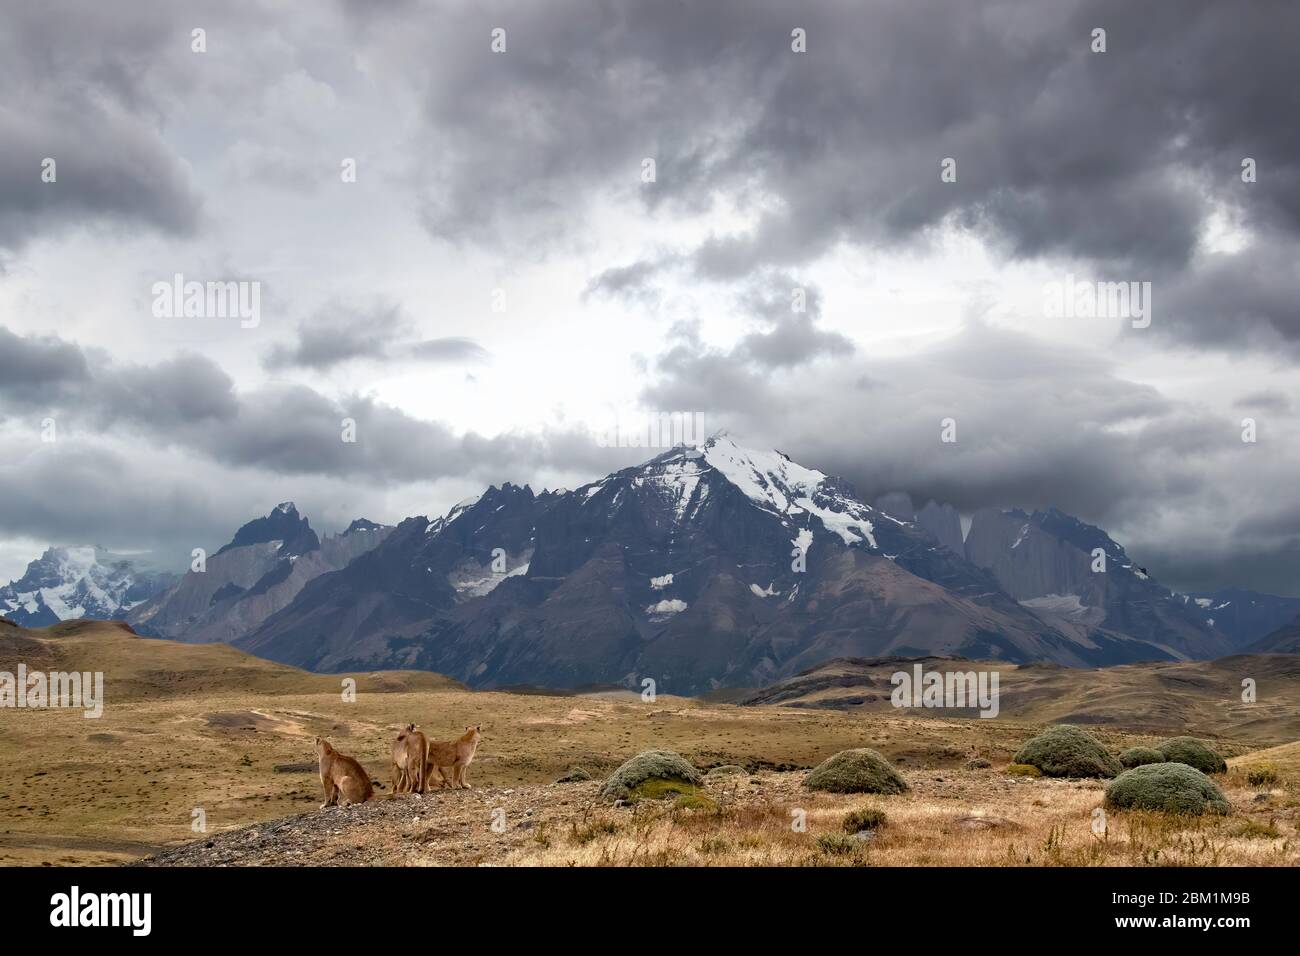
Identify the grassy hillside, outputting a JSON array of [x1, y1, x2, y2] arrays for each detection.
[[741, 654, 1300, 745], [1, 621, 1296, 866], [0, 619, 462, 700]]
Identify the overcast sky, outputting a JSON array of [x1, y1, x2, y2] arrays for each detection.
[[2, 0, 1299, 595]]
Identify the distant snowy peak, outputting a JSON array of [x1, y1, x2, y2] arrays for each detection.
[[693, 435, 883, 548], [0, 546, 175, 626]]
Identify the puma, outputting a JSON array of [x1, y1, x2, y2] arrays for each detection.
[[316, 737, 374, 808], [425, 726, 483, 790], [390, 723, 428, 794]]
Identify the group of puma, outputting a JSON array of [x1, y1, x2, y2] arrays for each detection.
[[314, 725, 483, 808]]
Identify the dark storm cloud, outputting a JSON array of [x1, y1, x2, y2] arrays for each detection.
[[394, 0, 1300, 346], [641, 315, 1300, 594], [1155, 242, 1300, 353], [407, 337, 490, 363], [264, 302, 490, 371], [640, 275, 854, 414], [264, 302, 401, 370], [1235, 390, 1291, 414], [0, 327, 90, 404], [0, 443, 250, 556], [644, 317, 1176, 524], [0, 327, 237, 427], [0, 326, 610, 486], [583, 257, 676, 304], [735, 276, 853, 368], [0, 0, 202, 254]]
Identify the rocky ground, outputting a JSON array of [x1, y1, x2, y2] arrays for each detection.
[[137, 766, 1300, 867], [138, 780, 603, 866]]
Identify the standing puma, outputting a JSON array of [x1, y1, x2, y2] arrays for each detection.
[[316, 737, 374, 808], [390, 723, 429, 794], [425, 726, 483, 790]]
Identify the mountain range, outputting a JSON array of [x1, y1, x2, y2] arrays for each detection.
[[0, 546, 176, 628], [6, 436, 1299, 692], [126, 503, 392, 644]]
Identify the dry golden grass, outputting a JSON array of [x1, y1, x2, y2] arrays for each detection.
[[3, 621, 1298, 867], [503, 769, 1300, 867]]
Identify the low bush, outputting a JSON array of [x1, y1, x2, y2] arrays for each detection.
[[1012, 726, 1121, 778], [842, 807, 888, 833], [803, 749, 909, 794], [1104, 763, 1231, 816], [1119, 746, 1166, 769], [599, 750, 703, 801], [1155, 737, 1227, 774], [1005, 763, 1042, 777], [816, 833, 859, 856], [1246, 763, 1279, 788]]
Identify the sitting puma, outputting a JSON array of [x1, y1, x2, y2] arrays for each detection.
[[390, 723, 428, 794], [425, 726, 483, 790], [316, 737, 374, 808]]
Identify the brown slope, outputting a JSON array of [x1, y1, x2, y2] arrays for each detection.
[[741, 652, 1300, 744], [0, 619, 461, 702], [1245, 613, 1300, 654]]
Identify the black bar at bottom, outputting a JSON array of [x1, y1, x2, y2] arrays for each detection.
[[0, 865, 1279, 942]]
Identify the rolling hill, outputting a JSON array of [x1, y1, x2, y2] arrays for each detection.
[[740, 652, 1300, 744]]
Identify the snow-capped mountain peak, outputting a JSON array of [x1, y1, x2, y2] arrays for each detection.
[[699, 435, 826, 512], [0, 546, 176, 627], [688, 435, 883, 548]]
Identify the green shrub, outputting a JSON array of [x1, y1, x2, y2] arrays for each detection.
[[842, 807, 888, 833], [672, 792, 718, 811], [556, 766, 592, 783], [1012, 726, 1121, 778], [599, 750, 703, 801], [1104, 763, 1231, 816], [1246, 764, 1279, 788], [803, 749, 909, 794], [625, 778, 697, 802], [1156, 737, 1227, 774], [816, 833, 859, 855], [1119, 746, 1167, 769], [1005, 763, 1042, 777]]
